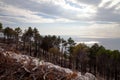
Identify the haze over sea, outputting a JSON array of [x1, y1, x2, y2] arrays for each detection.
[[61, 35, 120, 51]]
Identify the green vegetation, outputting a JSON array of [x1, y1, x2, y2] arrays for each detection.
[[0, 23, 2, 30], [0, 22, 120, 80]]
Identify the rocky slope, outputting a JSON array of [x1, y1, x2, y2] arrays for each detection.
[[0, 47, 96, 80]]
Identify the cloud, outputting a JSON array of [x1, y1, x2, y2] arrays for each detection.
[[0, 1, 74, 24], [95, 0, 120, 23], [99, 0, 120, 8], [0, 0, 97, 23], [30, 0, 97, 21], [69, 0, 101, 6], [0, 0, 120, 38], [76, 41, 100, 45], [0, 2, 52, 23], [66, 0, 120, 23], [94, 8, 120, 22], [0, 0, 120, 23]]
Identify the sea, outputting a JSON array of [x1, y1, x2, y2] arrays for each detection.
[[61, 35, 120, 51]]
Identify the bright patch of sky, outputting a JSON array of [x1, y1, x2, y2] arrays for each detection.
[[0, 0, 120, 38]]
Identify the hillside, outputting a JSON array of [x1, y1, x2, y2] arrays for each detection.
[[0, 47, 96, 80]]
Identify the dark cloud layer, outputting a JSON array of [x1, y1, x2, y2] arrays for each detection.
[[95, 7, 120, 22], [0, 0, 120, 27], [76, 0, 101, 5]]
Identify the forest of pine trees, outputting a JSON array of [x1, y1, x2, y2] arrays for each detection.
[[0, 22, 120, 80]]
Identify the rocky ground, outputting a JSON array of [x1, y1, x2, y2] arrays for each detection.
[[0, 46, 97, 80]]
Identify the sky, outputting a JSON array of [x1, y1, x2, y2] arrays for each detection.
[[0, 0, 120, 38]]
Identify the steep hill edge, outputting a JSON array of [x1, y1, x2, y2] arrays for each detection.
[[0, 47, 97, 80]]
